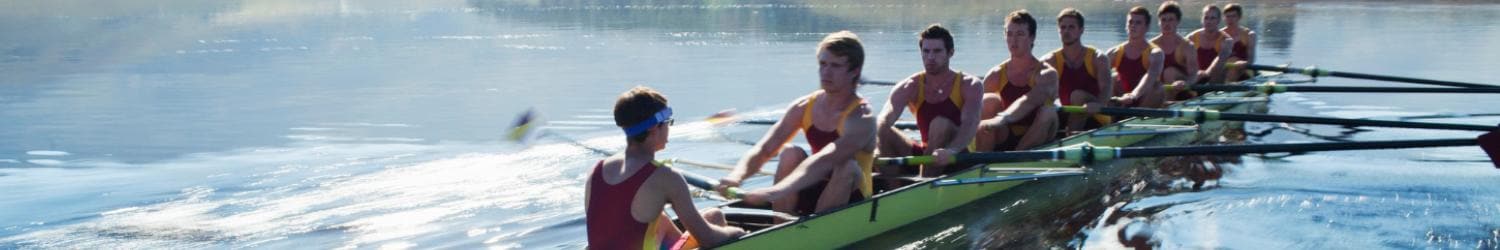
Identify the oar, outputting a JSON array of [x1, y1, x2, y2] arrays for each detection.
[[672, 162, 747, 199], [1248, 64, 1500, 88], [878, 135, 1500, 168], [508, 108, 768, 176], [736, 119, 920, 130], [1191, 84, 1500, 94], [1060, 106, 1499, 132], [861, 79, 897, 86]]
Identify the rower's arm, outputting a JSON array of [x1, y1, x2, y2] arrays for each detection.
[[877, 77, 916, 146], [1247, 31, 1258, 64], [727, 99, 803, 184], [1093, 52, 1114, 107], [1126, 49, 1166, 105], [996, 65, 1058, 124], [1202, 36, 1235, 83], [943, 75, 984, 151], [1182, 44, 1201, 83], [657, 170, 743, 246], [764, 106, 874, 201]]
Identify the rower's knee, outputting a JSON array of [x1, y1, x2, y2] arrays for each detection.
[[776, 145, 808, 181], [981, 93, 1003, 119], [1163, 67, 1185, 83], [1037, 106, 1060, 134], [701, 207, 727, 226], [928, 116, 957, 147], [1068, 90, 1094, 107]]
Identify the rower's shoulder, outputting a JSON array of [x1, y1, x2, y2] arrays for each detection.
[[600, 155, 625, 167], [1037, 64, 1059, 80], [1104, 43, 1125, 54], [645, 163, 688, 190], [896, 72, 923, 87], [1038, 49, 1060, 62], [959, 72, 983, 86], [787, 91, 819, 110], [986, 60, 1010, 75], [1186, 29, 1204, 37]]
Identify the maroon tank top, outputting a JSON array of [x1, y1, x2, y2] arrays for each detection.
[[586, 161, 659, 250], [995, 63, 1039, 126], [1114, 47, 1149, 96], [1053, 48, 1100, 106], [801, 93, 864, 153], [912, 73, 964, 142]]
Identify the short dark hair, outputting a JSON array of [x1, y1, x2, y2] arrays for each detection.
[[918, 24, 955, 51], [818, 30, 865, 73], [1006, 10, 1037, 38], [1224, 3, 1243, 16], [1129, 6, 1153, 26], [613, 86, 668, 143], [1057, 8, 1085, 28], [1203, 4, 1221, 15], [1158, 1, 1182, 19]]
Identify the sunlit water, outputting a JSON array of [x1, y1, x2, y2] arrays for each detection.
[[3, 1, 1499, 249]]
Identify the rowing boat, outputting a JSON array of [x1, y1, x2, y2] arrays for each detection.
[[683, 73, 1283, 249]]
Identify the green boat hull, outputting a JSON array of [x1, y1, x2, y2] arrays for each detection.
[[709, 76, 1278, 249]]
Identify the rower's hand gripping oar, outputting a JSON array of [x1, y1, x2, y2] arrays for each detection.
[[1060, 106, 1500, 132], [1248, 64, 1500, 88], [880, 135, 1500, 168]]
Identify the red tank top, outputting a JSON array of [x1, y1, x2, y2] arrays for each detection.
[[1194, 33, 1223, 70], [1230, 39, 1250, 61], [995, 62, 1040, 126], [1162, 47, 1187, 75], [1226, 27, 1250, 60], [909, 72, 965, 142], [801, 92, 866, 153], [586, 161, 661, 250], [1112, 43, 1154, 96], [1051, 47, 1100, 106]]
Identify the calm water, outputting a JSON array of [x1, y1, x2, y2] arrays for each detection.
[[3, 0, 1499, 249]]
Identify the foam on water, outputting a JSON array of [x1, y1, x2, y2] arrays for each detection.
[[24, 151, 70, 157], [0, 139, 595, 248]]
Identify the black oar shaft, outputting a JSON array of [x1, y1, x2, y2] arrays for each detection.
[[742, 119, 919, 130], [1117, 138, 1477, 158], [1193, 85, 1500, 94], [1248, 64, 1500, 88], [1093, 107, 1497, 132], [956, 150, 1059, 165]]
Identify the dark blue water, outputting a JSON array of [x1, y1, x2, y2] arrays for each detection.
[[3, 1, 1498, 249]]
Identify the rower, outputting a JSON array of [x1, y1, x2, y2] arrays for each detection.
[[1221, 3, 1258, 82], [1107, 6, 1168, 108], [977, 10, 1061, 152], [716, 31, 877, 218], [1187, 4, 1238, 84], [875, 24, 983, 177], [1041, 8, 1114, 133], [1150, 1, 1203, 102], [585, 86, 744, 249]]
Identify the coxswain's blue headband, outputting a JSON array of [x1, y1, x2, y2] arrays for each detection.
[[622, 107, 673, 136]]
